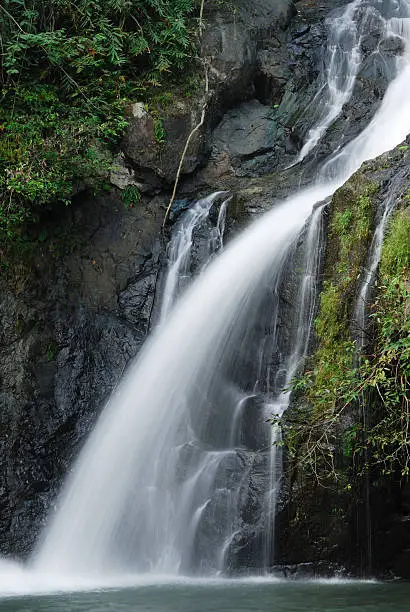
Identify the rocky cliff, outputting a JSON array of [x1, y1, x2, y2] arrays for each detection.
[[275, 141, 410, 579]]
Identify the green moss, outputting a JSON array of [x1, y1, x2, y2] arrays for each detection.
[[121, 185, 141, 208], [361, 208, 410, 475], [282, 177, 410, 479], [279, 176, 380, 479], [47, 342, 57, 362], [312, 180, 377, 380], [328, 181, 377, 287], [380, 208, 410, 277]]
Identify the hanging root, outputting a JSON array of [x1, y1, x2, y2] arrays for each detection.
[[162, 0, 208, 232]]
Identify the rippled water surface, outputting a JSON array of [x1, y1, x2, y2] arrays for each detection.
[[1, 580, 410, 612]]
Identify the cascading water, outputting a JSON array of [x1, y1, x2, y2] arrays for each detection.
[[352, 165, 409, 577], [33, 181, 335, 576], [354, 173, 405, 350], [263, 203, 325, 566], [296, 0, 363, 163], [349, 6, 410, 331], [159, 192, 229, 323], [31, 0, 410, 581], [323, 2, 410, 180]]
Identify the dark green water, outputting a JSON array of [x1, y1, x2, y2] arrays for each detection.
[[1, 581, 409, 612]]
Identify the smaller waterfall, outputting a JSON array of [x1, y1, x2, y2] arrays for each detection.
[[350, 173, 408, 581], [297, 0, 363, 163], [211, 198, 229, 257], [323, 1, 410, 181], [285, 205, 326, 382], [264, 203, 325, 564], [354, 175, 404, 350], [160, 192, 229, 322]]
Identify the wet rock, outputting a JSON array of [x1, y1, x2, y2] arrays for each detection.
[[270, 561, 350, 579], [202, 0, 294, 105], [122, 100, 204, 189], [119, 0, 295, 192], [0, 191, 165, 556], [276, 141, 410, 578], [110, 153, 143, 191], [224, 528, 266, 573], [238, 396, 271, 452], [118, 272, 158, 332], [210, 101, 278, 176]]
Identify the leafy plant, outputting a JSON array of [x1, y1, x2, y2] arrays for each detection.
[[121, 185, 141, 208], [0, 0, 197, 243], [275, 179, 379, 480], [153, 117, 166, 144]]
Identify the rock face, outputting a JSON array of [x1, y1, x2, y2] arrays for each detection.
[[0, 0, 306, 559], [0, 194, 165, 556], [115, 0, 295, 194], [275, 143, 410, 579], [116, 0, 396, 197], [121, 99, 204, 190]]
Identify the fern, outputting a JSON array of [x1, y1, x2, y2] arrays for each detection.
[[0, 0, 198, 241]]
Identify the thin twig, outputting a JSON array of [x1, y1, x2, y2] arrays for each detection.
[[162, 63, 209, 231], [162, 0, 207, 230], [0, 6, 24, 32], [199, 0, 205, 32]]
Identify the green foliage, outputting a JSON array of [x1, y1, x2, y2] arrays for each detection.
[[0, 84, 114, 237], [183, 74, 201, 98], [308, 181, 377, 414], [380, 209, 410, 277], [47, 342, 57, 362], [215, 0, 238, 16], [0, 0, 197, 241], [343, 424, 361, 459], [153, 117, 166, 143], [333, 208, 352, 233], [121, 185, 141, 208], [362, 277, 410, 475], [280, 194, 410, 481], [277, 179, 379, 480], [363, 209, 410, 475], [330, 185, 375, 283]]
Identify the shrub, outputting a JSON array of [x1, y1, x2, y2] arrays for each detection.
[[0, 0, 197, 241]]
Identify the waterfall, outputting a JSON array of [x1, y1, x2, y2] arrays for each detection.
[[159, 192, 229, 323], [33, 182, 335, 576], [263, 203, 325, 566], [297, 0, 363, 163], [323, 2, 410, 180], [352, 164, 409, 578], [353, 173, 405, 350], [33, 0, 410, 578]]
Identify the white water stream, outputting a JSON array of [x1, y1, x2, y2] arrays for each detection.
[[354, 173, 404, 351], [297, 0, 363, 162], [2, 0, 410, 594], [263, 202, 325, 565], [159, 192, 229, 323], [34, 180, 335, 575]]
